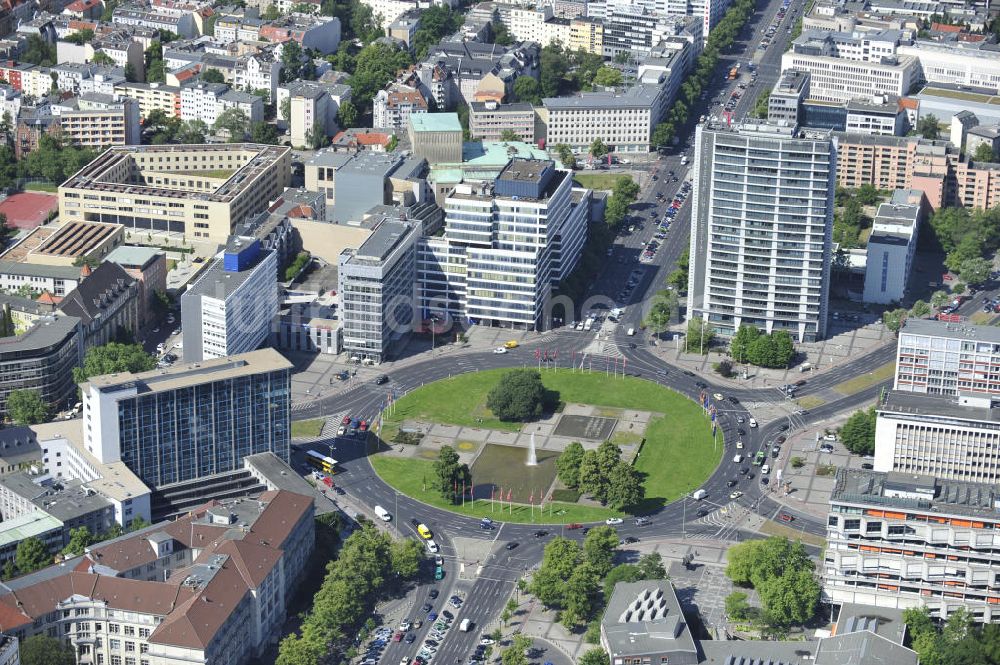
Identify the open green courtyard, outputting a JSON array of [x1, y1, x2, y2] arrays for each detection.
[[371, 368, 722, 523]]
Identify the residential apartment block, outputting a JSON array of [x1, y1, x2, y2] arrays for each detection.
[[80, 349, 292, 493], [826, 467, 1000, 623], [862, 191, 925, 305], [469, 101, 535, 143], [893, 318, 1000, 399], [180, 81, 264, 127], [181, 236, 278, 362], [373, 83, 428, 132], [58, 144, 292, 244], [418, 158, 590, 330], [0, 489, 315, 665], [542, 84, 667, 154], [338, 219, 419, 362], [49, 94, 141, 148], [687, 122, 835, 342]]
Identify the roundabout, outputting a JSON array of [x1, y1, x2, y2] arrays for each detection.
[[368, 367, 722, 524]]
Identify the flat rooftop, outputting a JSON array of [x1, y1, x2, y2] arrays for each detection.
[[409, 113, 462, 133], [355, 220, 414, 261], [899, 317, 1000, 345], [832, 467, 1000, 519], [0, 473, 112, 523], [106, 245, 164, 269], [0, 511, 63, 548], [184, 247, 272, 300], [880, 390, 1000, 423], [82, 348, 292, 396], [33, 221, 122, 258]]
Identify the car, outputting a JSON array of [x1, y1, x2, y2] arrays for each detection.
[[772, 446, 780, 458], [696, 508, 709, 517], [736, 440, 744, 449], [620, 536, 640, 544], [713, 393, 725, 401], [427, 612, 438, 622], [426, 539, 439, 553], [729, 491, 743, 500], [820, 444, 834, 453], [779, 513, 794, 523], [684, 370, 695, 377], [736, 416, 745, 424], [739, 467, 749, 475], [566, 523, 583, 530], [505, 542, 519, 550], [635, 517, 651, 526], [417, 524, 432, 539], [733, 454, 742, 463], [727, 479, 738, 487], [493, 347, 508, 354], [429, 590, 439, 600], [824, 433, 837, 441], [606, 517, 623, 525], [442, 610, 455, 621], [776, 435, 787, 444], [761, 476, 769, 485], [777, 424, 788, 432], [400, 620, 412, 631], [405, 634, 416, 644], [434, 566, 444, 580], [748, 418, 758, 428], [695, 381, 707, 389], [729, 396, 740, 404], [533, 530, 549, 538], [360, 420, 368, 432], [342, 415, 351, 426], [861, 462, 874, 470], [376, 375, 390, 385], [480, 638, 495, 646], [394, 632, 404, 643], [737, 428, 746, 436]]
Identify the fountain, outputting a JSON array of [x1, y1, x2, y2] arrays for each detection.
[[527, 432, 538, 466]]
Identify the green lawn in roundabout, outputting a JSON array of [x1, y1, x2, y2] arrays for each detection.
[[369, 368, 722, 524]]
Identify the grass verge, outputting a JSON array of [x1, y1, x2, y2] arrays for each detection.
[[370, 456, 618, 524], [832, 362, 895, 395], [291, 418, 325, 439], [795, 395, 826, 410], [23, 182, 58, 192], [572, 173, 633, 191], [759, 519, 826, 548], [376, 369, 721, 519]]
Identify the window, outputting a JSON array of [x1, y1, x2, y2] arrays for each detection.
[[110, 639, 121, 650]]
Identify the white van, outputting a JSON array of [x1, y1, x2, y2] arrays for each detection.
[[761, 464, 770, 475], [374, 506, 392, 521], [627, 327, 636, 336], [693, 489, 707, 500], [680, 155, 689, 165], [460, 619, 473, 632], [584, 318, 595, 331]]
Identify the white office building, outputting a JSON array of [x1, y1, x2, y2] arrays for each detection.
[[898, 41, 1000, 92], [863, 193, 923, 305], [180, 236, 278, 362], [893, 318, 1000, 399], [543, 84, 667, 154], [686, 122, 835, 342], [418, 158, 590, 330], [338, 219, 419, 363]]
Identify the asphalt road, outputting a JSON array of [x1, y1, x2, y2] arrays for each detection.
[[302, 1, 891, 661]]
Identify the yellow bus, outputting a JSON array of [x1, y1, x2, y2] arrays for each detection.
[[305, 450, 338, 474]]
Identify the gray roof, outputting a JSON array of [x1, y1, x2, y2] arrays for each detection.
[[0, 473, 113, 523], [601, 581, 697, 659], [184, 248, 273, 301], [243, 452, 328, 509], [899, 316, 1000, 344], [0, 261, 82, 280], [0, 426, 41, 467], [544, 84, 662, 111], [881, 390, 1000, 424], [58, 262, 135, 326], [814, 631, 918, 665], [306, 149, 353, 169], [106, 245, 164, 270], [469, 101, 534, 113], [0, 314, 80, 358], [835, 603, 907, 645], [831, 466, 1000, 519], [356, 221, 414, 261]]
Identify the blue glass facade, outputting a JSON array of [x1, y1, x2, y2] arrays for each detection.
[[116, 369, 290, 488]]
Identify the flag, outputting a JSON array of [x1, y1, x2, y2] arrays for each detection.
[[507, 488, 512, 502], [462, 479, 466, 497], [529, 489, 534, 504]]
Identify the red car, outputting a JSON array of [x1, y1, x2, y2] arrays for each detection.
[[341, 415, 351, 426], [566, 523, 583, 530], [393, 632, 404, 642], [360, 420, 369, 432], [779, 513, 794, 523]]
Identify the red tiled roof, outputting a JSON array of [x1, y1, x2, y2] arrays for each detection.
[[66, 0, 100, 12], [898, 97, 919, 110], [0, 192, 58, 230], [68, 19, 97, 31], [931, 22, 961, 32]]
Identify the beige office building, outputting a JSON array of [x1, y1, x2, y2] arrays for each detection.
[[58, 144, 292, 244]]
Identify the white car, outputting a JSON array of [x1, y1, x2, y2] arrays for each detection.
[[713, 393, 724, 401], [493, 347, 508, 354], [732, 454, 742, 463], [749, 418, 758, 428], [605, 517, 623, 525], [426, 539, 440, 553], [761, 464, 770, 475], [736, 440, 744, 449]]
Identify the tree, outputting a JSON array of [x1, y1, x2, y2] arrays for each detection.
[[666, 268, 687, 293], [751, 90, 770, 118], [337, 99, 358, 129], [651, 121, 674, 150], [579, 649, 609, 665], [729, 324, 760, 365], [592, 66, 622, 88], [250, 121, 280, 145], [726, 537, 813, 589], [499, 129, 520, 142], [61, 526, 94, 556], [553, 143, 576, 170], [685, 317, 714, 353], [605, 461, 644, 510], [73, 343, 156, 383], [603, 564, 643, 599], [91, 51, 115, 67], [556, 441, 585, 489], [389, 538, 423, 579], [19, 635, 75, 665], [959, 256, 992, 285], [501, 634, 532, 665], [973, 142, 997, 162], [910, 299, 931, 318], [917, 114, 940, 139], [15, 536, 51, 575], [6, 389, 49, 425], [276, 634, 323, 665], [263, 4, 281, 19], [725, 591, 751, 621], [280, 39, 304, 81], [539, 43, 569, 98], [128, 515, 150, 532], [304, 121, 329, 149], [176, 119, 208, 143], [22, 35, 56, 66], [562, 562, 601, 627], [582, 526, 619, 577], [587, 137, 608, 159], [839, 407, 877, 455], [214, 107, 250, 142], [930, 290, 951, 308], [882, 308, 908, 333], [757, 567, 821, 627], [531, 536, 582, 607], [348, 42, 412, 105], [746, 330, 794, 369], [644, 299, 672, 336], [145, 40, 165, 83], [486, 369, 548, 422], [432, 446, 468, 501], [412, 5, 459, 59], [637, 552, 666, 580], [202, 68, 226, 83], [513, 76, 541, 105], [491, 20, 514, 46]]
